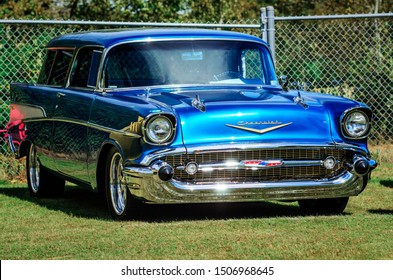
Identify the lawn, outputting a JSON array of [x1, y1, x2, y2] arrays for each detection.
[[0, 163, 392, 260]]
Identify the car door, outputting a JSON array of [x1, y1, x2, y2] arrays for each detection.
[[19, 48, 75, 170], [52, 47, 103, 184]]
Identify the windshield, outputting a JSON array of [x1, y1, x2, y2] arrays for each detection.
[[103, 40, 278, 89]]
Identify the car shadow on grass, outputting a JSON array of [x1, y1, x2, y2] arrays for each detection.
[[0, 185, 348, 222], [368, 209, 393, 215], [0, 185, 110, 220], [136, 201, 354, 222], [380, 180, 393, 189]]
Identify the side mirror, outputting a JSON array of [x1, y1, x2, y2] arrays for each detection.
[[279, 75, 289, 91]]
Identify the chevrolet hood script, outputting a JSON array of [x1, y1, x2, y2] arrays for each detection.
[[225, 121, 292, 134]]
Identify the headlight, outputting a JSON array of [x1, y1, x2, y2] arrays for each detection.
[[144, 115, 174, 144], [342, 110, 370, 139]]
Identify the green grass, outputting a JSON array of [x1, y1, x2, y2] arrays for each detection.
[[0, 164, 392, 260]]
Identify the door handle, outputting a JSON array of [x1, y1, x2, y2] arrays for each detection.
[[56, 92, 66, 98]]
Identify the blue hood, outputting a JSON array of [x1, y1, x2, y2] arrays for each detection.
[[149, 87, 335, 148]]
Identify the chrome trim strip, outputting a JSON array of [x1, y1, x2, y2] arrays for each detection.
[[125, 167, 154, 176], [282, 159, 324, 167], [102, 83, 281, 93], [185, 143, 339, 154], [176, 159, 324, 172], [139, 143, 369, 166], [47, 47, 75, 51], [170, 171, 354, 191], [139, 147, 188, 166], [24, 117, 141, 138]]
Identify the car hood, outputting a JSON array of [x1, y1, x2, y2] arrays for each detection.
[[144, 87, 336, 148]]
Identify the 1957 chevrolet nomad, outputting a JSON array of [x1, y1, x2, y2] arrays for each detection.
[[7, 29, 377, 219]]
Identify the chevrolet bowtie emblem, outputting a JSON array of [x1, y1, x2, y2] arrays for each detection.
[[225, 122, 292, 134]]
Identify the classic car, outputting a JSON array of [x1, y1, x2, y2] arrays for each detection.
[[7, 29, 377, 219]]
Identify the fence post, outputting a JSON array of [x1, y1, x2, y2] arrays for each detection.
[[266, 6, 275, 62], [260, 7, 267, 42]]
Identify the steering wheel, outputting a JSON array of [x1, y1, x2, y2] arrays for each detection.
[[213, 71, 241, 81]]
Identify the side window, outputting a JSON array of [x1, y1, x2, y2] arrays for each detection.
[[37, 50, 56, 84], [48, 50, 74, 86], [241, 49, 265, 83], [69, 48, 102, 88]]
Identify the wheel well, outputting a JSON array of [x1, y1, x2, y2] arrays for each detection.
[[18, 141, 31, 158], [96, 143, 116, 195]]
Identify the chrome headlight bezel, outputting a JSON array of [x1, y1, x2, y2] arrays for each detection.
[[142, 113, 176, 145], [340, 108, 371, 139]]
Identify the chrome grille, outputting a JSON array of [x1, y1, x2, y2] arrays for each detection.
[[164, 148, 349, 183]]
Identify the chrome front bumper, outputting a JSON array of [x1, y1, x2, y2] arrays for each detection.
[[122, 159, 376, 204]]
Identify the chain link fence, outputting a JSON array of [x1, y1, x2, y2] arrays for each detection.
[[274, 15, 393, 145], [0, 13, 392, 154]]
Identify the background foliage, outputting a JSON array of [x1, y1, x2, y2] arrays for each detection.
[[0, 0, 391, 21]]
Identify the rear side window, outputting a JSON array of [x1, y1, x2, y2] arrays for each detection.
[[37, 49, 74, 86], [69, 47, 103, 88], [37, 51, 56, 84]]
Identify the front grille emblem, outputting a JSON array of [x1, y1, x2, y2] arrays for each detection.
[[225, 122, 292, 134], [241, 160, 283, 168]]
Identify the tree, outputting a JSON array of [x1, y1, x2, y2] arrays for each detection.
[[0, 0, 61, 18], [0, 0, 391, 22]]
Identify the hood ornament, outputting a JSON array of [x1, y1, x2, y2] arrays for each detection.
[[191, 94, 206, 112], [293, 83, 309, 109], [144, 87, 151, 97], [226, 122, 292, 134]]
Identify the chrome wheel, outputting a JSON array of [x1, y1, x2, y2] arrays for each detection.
[[26, 144, 65, 197], [109, 152, 127, 216], [105, 147, 138, 220], [28, 145, 40, 193]]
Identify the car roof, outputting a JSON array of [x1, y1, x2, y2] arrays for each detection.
[[46, 28, 267, 49]]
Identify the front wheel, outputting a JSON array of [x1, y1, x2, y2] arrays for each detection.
[[26, 144, 65, 197], [105, 147, 136, 220], [298, 197, 349, 215]]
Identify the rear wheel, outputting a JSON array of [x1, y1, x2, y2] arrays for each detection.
[[105, 147, 136, 220], [26, 144, 65, 197], [298, 197, 349, 215]]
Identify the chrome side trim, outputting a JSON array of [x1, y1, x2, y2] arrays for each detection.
[[24, 117, 141, 138]]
